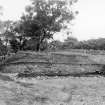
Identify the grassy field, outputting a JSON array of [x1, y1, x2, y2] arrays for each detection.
[[0, 51, 105, 76], [1, 50, 105, 74], [0, 74, 105, 105], [0, 50, 105, 104]]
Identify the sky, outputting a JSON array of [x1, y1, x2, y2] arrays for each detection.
[[0, 0, 30, 20], [0, 0, 105, 41], [72, 0, 105, 41]]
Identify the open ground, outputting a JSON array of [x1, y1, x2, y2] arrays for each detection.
[[0, 50, 105, 105]]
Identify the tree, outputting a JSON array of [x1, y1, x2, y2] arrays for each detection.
[[14, 0, 78, 51], [0, 39, 8, 56], [9, 39, 20, 53], [48, 40, 63, 51], [0, 21, 15, 46], [63, 36, 78, 49], [1, 21, 26, 52]]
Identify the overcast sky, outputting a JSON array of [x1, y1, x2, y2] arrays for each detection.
[[72, 0, 105, 41], [0, 0, 30, 20], [0, 0, 105, 41]]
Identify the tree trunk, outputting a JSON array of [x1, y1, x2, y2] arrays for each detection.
[[36, 42, 40, 51]]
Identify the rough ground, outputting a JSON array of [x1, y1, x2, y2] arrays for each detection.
[[2, 51, 105, 73], [1, 51, 105, 105], [0, 74, 105, 105]]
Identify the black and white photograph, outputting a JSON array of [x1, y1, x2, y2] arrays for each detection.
[[0, 0, 105, 104]]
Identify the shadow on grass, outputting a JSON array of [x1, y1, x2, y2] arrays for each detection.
[[0, 73, 14, 81], [17, 70, 105, 78]]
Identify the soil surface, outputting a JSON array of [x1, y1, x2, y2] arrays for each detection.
[[0, 74, 105, 105]]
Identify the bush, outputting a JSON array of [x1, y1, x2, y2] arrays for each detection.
[[0, 39, 8, 56], [9, 39, 20, 53]]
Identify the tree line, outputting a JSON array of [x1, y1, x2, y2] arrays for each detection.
[[48, 37, 105, 51]]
